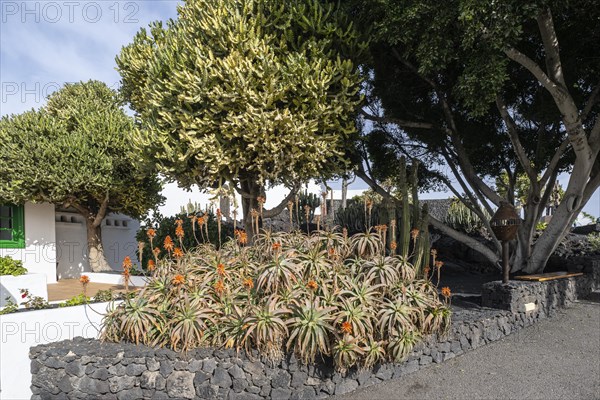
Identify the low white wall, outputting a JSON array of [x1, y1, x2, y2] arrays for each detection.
[[56, 212, 141, 279], [0, 203, 57, 284], [0, 273, 48, 308], [0, 301, 119, 400]]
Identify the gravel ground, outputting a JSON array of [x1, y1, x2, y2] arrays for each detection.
[[337, 299, 600, 400]]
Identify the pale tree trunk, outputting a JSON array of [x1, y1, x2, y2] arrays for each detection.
[[525, 163, 599, 273], [86, 219, 113, 272], [72, 195, 113, 272], [240, 178, 262, 243], [341, 178, 349, 209], [238, 177, 300, 243]]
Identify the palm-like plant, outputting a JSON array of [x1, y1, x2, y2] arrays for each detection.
[[387, 330, 421, 362], [423, 305, 451, 335], [256, 255, 299, 293], [295, 245, 332, 280], [287, 299, 335, 364], [168, 298, 213, 352], [115, 297, 162, 345], [365, 256, 401, 287], [351, 230, 383, 258], [244, 298, 289, 361], [378, 298, 418, 334], [334, 298, 374, 339], [333, 336, 364, 373], [362, 339, 386, 369]]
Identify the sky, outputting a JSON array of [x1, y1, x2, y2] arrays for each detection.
[[0, 0, 598, 220]]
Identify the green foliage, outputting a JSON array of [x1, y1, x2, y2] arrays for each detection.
[[0, 256, 27, 276], [93, 289, 116, 303], [0, 80, 163, 220], [19, 289, 50, 310], [59, 294, 90, 308], [587, 233, 600, 252], [536, 221, 548, 232], [117, 0, 366, 192], [0, 297, 18, 315], [444, 199, 487, 234], [102, 229, 450, 371]]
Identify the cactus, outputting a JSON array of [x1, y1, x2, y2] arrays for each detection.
[[399, 157, 411, 258], [334, 157, 431, 271], [294, 191, 321, 230], [444, 198, 487, 234]]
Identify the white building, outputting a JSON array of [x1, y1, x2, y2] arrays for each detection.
[[0, 202, 139, 284]]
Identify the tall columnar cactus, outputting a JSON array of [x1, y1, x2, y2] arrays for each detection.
[[399, 157, 411, 258], [397, 157, 430, 272]]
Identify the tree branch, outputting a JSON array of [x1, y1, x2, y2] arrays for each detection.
[[590, 117, 600, 152], [92, 193, 110, 228], [536, 8, 567, 88], [390, 51, 503, 207], [505, 46, 592, 161], [262, 184, 300, 218], [581, 83, 600, 122], [355, 166, 500, 266], [536, 168, 559, 222], [360, 109, 439, 131], [504, 47, 565, 100], [540, 138, 569, 186], [496, 96, 536, 181]]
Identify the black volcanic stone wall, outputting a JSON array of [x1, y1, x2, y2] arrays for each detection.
[[481, 273, 594, 314]]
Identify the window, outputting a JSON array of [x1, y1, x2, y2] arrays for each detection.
[[0, 204, 25, 248]]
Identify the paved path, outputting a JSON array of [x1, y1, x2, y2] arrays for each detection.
[[47, 279, 140, 301], [339, 300, 600, 400]]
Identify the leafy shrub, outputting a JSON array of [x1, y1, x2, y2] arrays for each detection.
[[59, 293, 90, 307], [0, 256, 27, 276], [588, 232, 600, 252], [94, 289, 115, 302], [19, 289, 50, 310], [0, 297, 18, 315], [102, 228, 450, 372]]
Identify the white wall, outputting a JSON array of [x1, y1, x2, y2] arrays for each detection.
[[55, 211, 87, 279], [0, 273, 48, 308], [102, 215, 141, 271], [0, 202, 57, 284], [56, 212, 140, 278], [0, 301, 117, 400]]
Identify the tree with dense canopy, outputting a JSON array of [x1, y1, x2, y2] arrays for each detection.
[[0, 81, 163, 271], [116, 0, 366, 238], [344, 0, 599, 273]]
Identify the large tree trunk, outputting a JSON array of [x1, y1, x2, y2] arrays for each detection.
[[85, 218, 113, 272], [240, 178, 262, 243]]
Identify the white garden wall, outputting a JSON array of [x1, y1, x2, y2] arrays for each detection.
[[0, 273, 47, 308], [0, 202, 57, 284], [56, 212, 140, 279], [0, 301, 117, 400]]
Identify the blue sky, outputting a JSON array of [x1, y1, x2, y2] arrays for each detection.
[[0, 0, 598, 219]]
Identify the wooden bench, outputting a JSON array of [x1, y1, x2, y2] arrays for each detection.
[[514, 271, 583, 282]]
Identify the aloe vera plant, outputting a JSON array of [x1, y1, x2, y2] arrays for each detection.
[[102, 221, 450, 372]]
